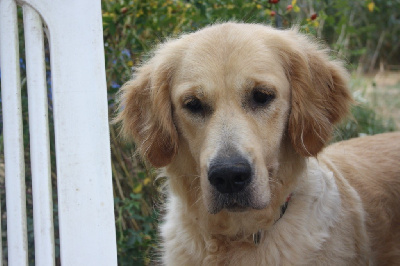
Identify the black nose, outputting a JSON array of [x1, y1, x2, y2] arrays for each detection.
[[208, 156, 252, 194]]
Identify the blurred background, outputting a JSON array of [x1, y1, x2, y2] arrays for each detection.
[[0, 0, 399, 265]]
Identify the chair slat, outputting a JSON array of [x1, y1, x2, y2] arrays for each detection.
[[19, 0, 118, 265], [1, 0, 118, 264], [23, 6, 55, 266], [0, 0, 29, 265]]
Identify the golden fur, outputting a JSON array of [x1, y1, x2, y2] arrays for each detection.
[[321, 133, 400, 264], [116, 23, 400, 265]]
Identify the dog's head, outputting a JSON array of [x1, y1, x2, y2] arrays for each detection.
[[117, 23, 351, 215]]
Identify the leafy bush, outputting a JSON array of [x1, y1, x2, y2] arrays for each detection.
[[115, 193, 158, 266], [333, 81, 396, 142]]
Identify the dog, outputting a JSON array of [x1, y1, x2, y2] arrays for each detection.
[[116, 23, 400, 265]]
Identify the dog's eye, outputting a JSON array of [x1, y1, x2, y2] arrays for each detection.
[[252, 89, 275, 106], [184, 98, 203, 114]]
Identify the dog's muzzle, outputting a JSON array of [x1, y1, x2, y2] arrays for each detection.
[[207, 154, 256, 213]]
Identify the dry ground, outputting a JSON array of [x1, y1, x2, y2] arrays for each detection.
[[359, 71, 400, 128]]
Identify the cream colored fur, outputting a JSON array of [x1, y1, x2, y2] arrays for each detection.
[[116, 23, 400, 265]]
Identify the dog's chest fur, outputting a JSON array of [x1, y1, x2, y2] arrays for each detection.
[[160, 158, 370, 265]]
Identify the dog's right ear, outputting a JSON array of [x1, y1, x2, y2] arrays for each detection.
[[115, 43, 182, 168]]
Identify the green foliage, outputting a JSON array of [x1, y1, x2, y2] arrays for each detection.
[[109, 125, 158, 265], [334, 104, 396, 142], [334, 82, 397, 142], [115, 193, 158, 266]]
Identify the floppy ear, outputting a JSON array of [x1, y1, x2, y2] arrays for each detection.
[[281, 30, 352, 156], [115, 44, 181, 167]]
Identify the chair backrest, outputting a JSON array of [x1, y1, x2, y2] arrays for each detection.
[[0, 0, 117, 265]]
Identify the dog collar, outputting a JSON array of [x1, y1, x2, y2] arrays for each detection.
[[252, 193, 292, 245], [279, 193, 292, 220]]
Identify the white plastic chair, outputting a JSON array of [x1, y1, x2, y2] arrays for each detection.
[[0, 0, 117, 265]]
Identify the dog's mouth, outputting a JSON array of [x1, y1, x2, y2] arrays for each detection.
[[225, 203, 250, 212], [207, 189, 267, 214]]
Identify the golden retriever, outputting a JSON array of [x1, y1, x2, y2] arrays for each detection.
[[116, 23, 400, 265]]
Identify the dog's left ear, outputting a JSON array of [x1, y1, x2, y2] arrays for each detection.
[[280, 30, 353, 156]]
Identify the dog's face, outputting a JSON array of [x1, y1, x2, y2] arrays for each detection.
[[117, 23, 351, 215], [170, 35, 291, 213]]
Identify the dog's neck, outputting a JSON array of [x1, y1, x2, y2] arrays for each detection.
[[252, 192, 292, 245]]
